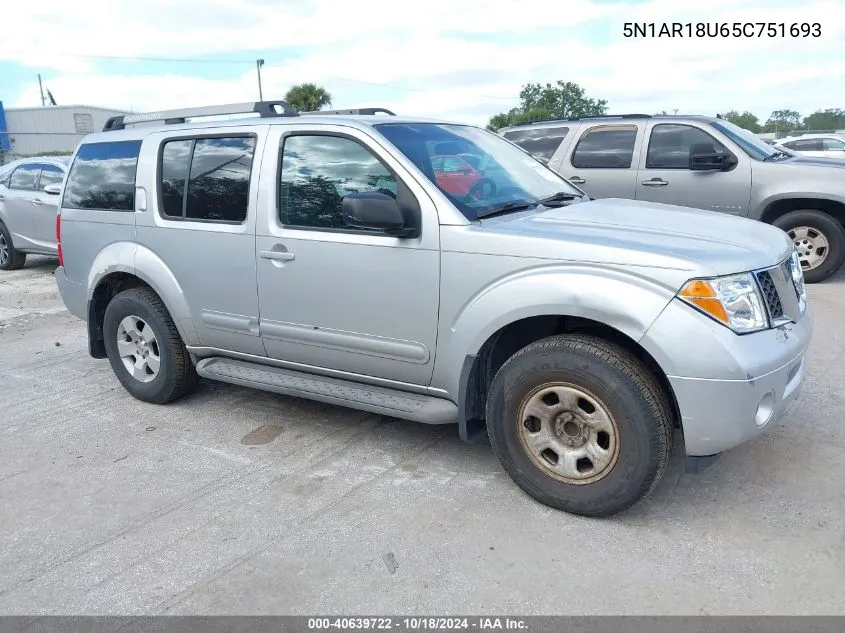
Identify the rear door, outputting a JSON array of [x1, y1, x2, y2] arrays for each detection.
[[559, 123, 643, 199], [821, 137, 845, 159], [635, 121, 751, 215], [2, 164, 41, 246], [30, 163, 64, 247]]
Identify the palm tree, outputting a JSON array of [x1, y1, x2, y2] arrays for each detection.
[[284, 83, 332, 112]]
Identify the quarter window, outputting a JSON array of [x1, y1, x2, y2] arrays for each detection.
[[571, 125, 637, 169], [502, 126, 569, 162], [9, 164, 40, 191], [279, 134, 398, 230], [646, 124, 729, 169], [62, 141, 142, 211], [159, 136, 255, 223]]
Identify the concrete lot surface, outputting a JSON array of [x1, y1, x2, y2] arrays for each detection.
[[0, 258, 843, 615]]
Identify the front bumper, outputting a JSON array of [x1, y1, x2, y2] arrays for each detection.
[[55, 266, 87, 321], [640, 299, 813, 456]]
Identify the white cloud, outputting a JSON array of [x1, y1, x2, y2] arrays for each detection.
[[3, 0, 844, 126]]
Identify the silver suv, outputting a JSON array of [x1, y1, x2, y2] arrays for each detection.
[[54, 101, 812, 517], [0, 156, 70, 270], [500, 115, 845, 283]]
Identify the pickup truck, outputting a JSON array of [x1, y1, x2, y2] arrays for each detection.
[[500, 115, 845, 283]]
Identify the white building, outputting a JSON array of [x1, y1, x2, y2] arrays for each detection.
[[1, 104, 129, 163]]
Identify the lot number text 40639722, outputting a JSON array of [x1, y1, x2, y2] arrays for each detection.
[[623, 22, 821, 38]]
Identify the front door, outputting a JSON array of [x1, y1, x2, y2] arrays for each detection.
[[636, 122, 752, 215], [255, 126, 441, 386], [2, 164, 41, 246]]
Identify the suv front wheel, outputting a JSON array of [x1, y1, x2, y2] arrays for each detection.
[[486, 334, 672, 517], [773, 209, 845, 283], [103, 287, 199, 404]]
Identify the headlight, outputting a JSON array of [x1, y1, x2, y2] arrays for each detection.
[[788, 250, 807, 314], [678, 273, 768, 333]]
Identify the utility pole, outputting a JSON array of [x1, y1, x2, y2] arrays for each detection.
[[37, 74, 46, 106], [256, 59, 265, 101], [673, 109, 678, 115]]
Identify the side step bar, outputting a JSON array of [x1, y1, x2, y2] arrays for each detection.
[[195, 357, 458, 425]]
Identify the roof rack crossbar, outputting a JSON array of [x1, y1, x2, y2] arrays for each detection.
[[102, 100, 299, 131], [517, 113, 653, 126], [303, 107, 396, 116]]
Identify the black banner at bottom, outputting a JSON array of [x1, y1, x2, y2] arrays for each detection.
[[0, 616, 843, 633]]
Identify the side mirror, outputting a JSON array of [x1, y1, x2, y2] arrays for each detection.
[[43, 183, 62, 195], [342, 192, 413, 236], [689, 143, 738, 171]]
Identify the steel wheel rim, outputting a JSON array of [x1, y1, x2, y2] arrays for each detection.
[[788, 225, 829, 271], [517, 382, 620, 485], [116, 315, 160, 383], [0, 233, 8, 266]]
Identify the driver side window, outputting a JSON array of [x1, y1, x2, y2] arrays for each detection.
[[646, 124, 729, 169], [279, 134, 398, 230]]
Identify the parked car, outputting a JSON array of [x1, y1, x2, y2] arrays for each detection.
[[774, 134, 845, 159], [0, 155, 71, 270], [431, 153, 493, 197], [55, 102, 811, 517], [499, 115, 845, 283]]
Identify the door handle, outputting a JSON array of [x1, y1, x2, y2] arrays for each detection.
[[569, 176, 586, 184], [32, 198, 45, 205], [641, 178, 668, 187], [260, 250, 295, 262]]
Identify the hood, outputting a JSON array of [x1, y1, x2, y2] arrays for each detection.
[[769, 155, 845, 169], [464, 198, 794, 280]]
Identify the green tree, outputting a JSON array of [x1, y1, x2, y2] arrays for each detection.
[[802, 108, 845, 131], [487, 81, 608, 131], [762, 109, 802, 133], [284, 83, 332, 112], [722, 110, 761, 133]]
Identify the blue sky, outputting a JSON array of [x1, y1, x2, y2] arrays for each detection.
[[1, 0, 843, 126]]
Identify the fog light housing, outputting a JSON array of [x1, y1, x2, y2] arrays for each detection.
[[754, 391, 776, 427]]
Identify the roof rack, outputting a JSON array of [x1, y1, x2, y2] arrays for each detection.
[[517, 114, 653, 126], [302, 107, 396, 116], [102, 100, 299, 131]]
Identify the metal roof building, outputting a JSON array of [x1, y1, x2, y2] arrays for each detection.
[[0, 104, 130, 164]]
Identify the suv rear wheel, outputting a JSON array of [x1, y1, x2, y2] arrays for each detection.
[[773, 209, 845, 283], [0, 223, 27, 271], [103, 287, 199, 404], [486, 334, 672, 517]]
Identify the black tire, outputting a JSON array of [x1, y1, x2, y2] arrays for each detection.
[[485, 334, 672, 518], [0, 222, 27, 271], [772, 210, 845, 284], [103, 287, 199, 404]]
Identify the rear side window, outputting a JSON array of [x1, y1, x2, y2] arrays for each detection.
[[502, 126, 569, 162], [9, 164, 40, 191], [571, 125, 638, 168], [62, 141, 142, 211], [822, 138, 845, 151], [159, 136, 255, 223]]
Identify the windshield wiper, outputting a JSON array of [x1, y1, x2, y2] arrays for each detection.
[[763, 150, 791, 161], [475, 192, 582, 220]]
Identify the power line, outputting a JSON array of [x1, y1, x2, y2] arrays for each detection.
[[3, 50, 517, 102]]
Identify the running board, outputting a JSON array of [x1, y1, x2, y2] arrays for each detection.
[[195, 357, 458, 425]]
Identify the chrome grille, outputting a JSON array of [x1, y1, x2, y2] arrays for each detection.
[[755, 270, 784, 321]]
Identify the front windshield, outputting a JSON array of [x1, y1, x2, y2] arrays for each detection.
[[711, 120, 779, 161], [374, 123, 583, 220]]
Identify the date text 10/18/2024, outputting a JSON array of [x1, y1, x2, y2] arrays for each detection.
[[623, 22, 821, 38]]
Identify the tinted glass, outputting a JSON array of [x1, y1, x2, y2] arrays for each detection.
[[646, 124, 729, 169], [38, 164, 64, 187], [376, 123, 584, 221], [63, 141, 142, 211], [160, 140, 192, 218], [793, 139, 822, 151], [9, 165, 40, 190], [184, 137, 254, 222], [571, 126, 637, 168], [502, 126, 569, 161], [280, 135, 397, 230], [822, 138, 845, 151]]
